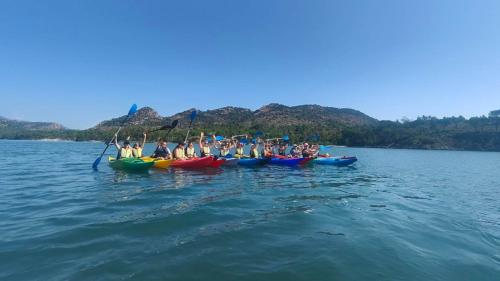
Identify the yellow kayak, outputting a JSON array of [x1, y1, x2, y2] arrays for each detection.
[[141, 157, 174, 169]]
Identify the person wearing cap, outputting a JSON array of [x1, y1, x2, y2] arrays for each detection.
[[113, 134, 133, 159], [185, 142, 197, 158], [152, 140, 172, 159], [132, 132, 147, 158], [199, 132, 213, 157], [173, 142, 187, 160]]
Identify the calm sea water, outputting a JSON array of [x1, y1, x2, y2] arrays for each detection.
[[0, 140, 499, 281]]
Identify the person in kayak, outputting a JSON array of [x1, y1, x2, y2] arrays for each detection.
[[289, 144, 297, 157], [151, 140, 172, 159], [132, 132, 147, 158], [250, 143, 260, 158], [113, 135, 133, 159], [234, 142, 245, 158], [173, 142, 187, 160], [302, 143, 316, 158], [263, 143, 273, 158], [199, 132, 214, 157], [185, 142, 197, 158], [277, 143, 288, 157], [216, 140, 234, 158]]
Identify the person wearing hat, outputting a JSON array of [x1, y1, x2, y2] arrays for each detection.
[[113, 134, 133, 159], [152, 140, 172, 159], [173, 142, 187, 160]]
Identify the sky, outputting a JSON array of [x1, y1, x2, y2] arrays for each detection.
[[1, 0, 499, 129]]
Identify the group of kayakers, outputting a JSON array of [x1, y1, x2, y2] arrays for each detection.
[[113, 132, 322, 160]]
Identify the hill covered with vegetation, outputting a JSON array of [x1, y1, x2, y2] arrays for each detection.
[[1, 105, 500, 152]]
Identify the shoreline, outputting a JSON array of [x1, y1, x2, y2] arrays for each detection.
[[2, 138, 500, 153]]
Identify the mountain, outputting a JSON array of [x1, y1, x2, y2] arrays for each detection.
[[2, 105, 500, 152], [92, 103, 376, 130], [0, 116, 66, 131]]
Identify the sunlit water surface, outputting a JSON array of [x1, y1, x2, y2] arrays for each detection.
[[0, 140, 499, 280]]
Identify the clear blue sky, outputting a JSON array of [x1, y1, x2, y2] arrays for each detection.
[[1, 0, 499, 129]]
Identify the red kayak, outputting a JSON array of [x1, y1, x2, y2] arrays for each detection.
[[210, 158, 226, 168], [171, 156, 221, 168]]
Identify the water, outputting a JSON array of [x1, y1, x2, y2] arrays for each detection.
[[0, 140, 499, 281]]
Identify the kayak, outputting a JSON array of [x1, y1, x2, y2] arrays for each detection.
[[269, 157, 310, 166], [171, 156, 219, 169], [313, 156, 358, 166], [108, 156, 154, 171], [210, 158, 226, 168], [141, 157, 173, 169], [237, 158, 269, 166], [222, 158, 239, 166]]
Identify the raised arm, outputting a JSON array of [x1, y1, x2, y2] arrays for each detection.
[[141, 133, 147, 148], [199, 132, 204, 148], [113, 134, 121, 150]]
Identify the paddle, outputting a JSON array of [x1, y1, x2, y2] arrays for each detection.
[[147, 119, 179, 134], [184, 110, 197, 144], [92, 104, 138, 170], [207, 135, 225, 142], [266, 135, 289, 142], [164, 119, 179, 139]]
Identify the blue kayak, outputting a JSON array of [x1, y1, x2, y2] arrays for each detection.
[[237, 158, 269, 166], [269, 157, 311, 166], [312, 156, 357, 166]]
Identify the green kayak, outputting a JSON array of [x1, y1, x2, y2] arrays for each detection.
[[108, 156, 154, 171]]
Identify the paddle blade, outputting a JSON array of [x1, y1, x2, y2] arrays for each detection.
[[254, 131, 263, 137], [171, 119, 179, 128], [92, 156, 102, 170], [283, 135, 289, 141], [240, 139, 248, 144], [215, 136, 224, 141], [190, 110, 197, 121], [127, 104, 138, 117]]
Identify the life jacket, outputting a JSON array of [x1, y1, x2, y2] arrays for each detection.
[[201, 145, 210, 156], [174, 147, 185, 159], [119, 147, 133, 159], [235, 147, 244, 155], [220, 149, 229, 157], [132, 148, 142, 158], [250, 148, 259, 158], [186, 147, 195, 157]]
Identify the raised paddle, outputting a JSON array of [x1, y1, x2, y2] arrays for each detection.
[[147, 119, 179, 134], [164, 119, 179, 139], [184, 110, 197, 144], [92, 104, 138, 170]]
